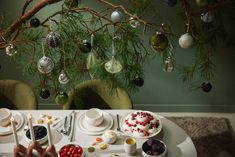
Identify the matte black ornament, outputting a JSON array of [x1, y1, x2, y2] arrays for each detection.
[[55, 91, 69, 105], [164, 0, 177, 7], [30, 18, 40, 27], [79, 40, 92, 53], [133, 76, 144, 87], [40, 89, 50, 99], [46, 32, 61, 48], [201, 82, 212, 92]]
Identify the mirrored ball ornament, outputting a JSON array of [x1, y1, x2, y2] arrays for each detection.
[[46, 32, 61, 48], [162, 57, 175, 72], [111, 10, 123, 23], [149, 32, 168, 52], [5, 43, 17, 56], [58, 70, 70, 84], [37, 56, 54, 74], [179, 33, 194, 49], [55, 91, 69, 106], [105, 56, 123, 74]]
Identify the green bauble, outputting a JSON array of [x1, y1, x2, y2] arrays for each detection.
[[195, 0, 208, 7], [149, 33, 168, 51], [64, 0, 80, 9], [55, 91, 69, 106]]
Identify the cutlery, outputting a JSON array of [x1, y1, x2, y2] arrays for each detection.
[[61, 116, 68, 134], [68, 111, 76, 142], [116, 114, 121, 132]]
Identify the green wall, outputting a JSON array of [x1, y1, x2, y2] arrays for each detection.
[[0, 0, 235, 112]]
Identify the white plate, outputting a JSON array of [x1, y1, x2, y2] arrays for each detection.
[[120, 110, 162, 139], [77, 111, 114, 135], [0, 111, 25, 135]]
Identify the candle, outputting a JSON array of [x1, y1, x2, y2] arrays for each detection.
[[27, 114, 35, 142], [10, 117, 19, 146], [46, 119, 53, 147]]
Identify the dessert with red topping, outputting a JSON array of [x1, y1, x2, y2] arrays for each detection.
[[59, 144, 84, 157], [122, 111, 162, 138]]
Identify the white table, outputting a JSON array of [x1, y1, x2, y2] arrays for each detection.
[[0, 110, 197, 157]]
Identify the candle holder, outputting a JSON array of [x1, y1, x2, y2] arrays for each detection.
[[42, 145, 57, 157], [26, 141, 44, 157], [13, 144, 27, 157]]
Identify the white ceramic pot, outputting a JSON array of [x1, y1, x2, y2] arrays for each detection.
[[84, 108, 103, 126]]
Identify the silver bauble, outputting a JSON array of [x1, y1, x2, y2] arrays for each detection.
[[5, 43, 17, 56], [37, 56, 54, 74], [58, 70, 69, 84], [129, 17, 140, 28], [46, 32, 61, 48], [162, 57, 175, 72], [179, 33, 194, 48], [201, 11, 215, 23], [105, 56, 122, 74], [111, 10, 123, 23]]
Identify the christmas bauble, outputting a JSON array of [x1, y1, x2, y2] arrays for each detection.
[[179, 33, 194, 48], [64, 0, 80, 9], [58, 70, 69, 84], [164, 0, 177, 7], [46, 32, 61, 48], [30, 18, 40, 27], [129, 17, 140, 28], [55, 91, 69, 105], [149, 32, 168, 51], [105, 57, 122, 74], [111, 10, 123, 23], [79, 40, 92, 53], [133, 76, 144, 87], [40, 89, 50, 100], [5, 43, 17, 56], [162, 57, 175, 72], [37, 56, 54, 74], [201, 11, 215, 23], [195, 0, 208, 7], [201, 82, 212, 92], [87, 52, 97, 70]]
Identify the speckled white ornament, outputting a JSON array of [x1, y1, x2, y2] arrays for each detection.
[[111, 10, 123, 23], [5, 43, 17, 56], [37, 56, 54, 74], [58, 70, 69, 84], [179, 33, 194, 48], [201, 11, 215, 23]]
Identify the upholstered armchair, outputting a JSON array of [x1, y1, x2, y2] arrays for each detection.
[[0, 80, 38, 109], [63, 79, 133, 110]]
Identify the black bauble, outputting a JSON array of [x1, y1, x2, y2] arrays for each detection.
[[201, 82, 212, 92], [46, 32, 61, 48], [164, 0, 177, 7], [79, 40, 92, 53], [40, 89, 50, 99], [133, 76, 144, 87], [30, 18, 40, 27]]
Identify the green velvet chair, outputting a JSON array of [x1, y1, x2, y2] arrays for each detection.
[[63, 79, 133, 110], [0, 80, 38, 109]]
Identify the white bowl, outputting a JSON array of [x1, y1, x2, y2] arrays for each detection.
[[25, 125, 48, 144], [142, 139, 167, 157], [59, 144, 85, 157], [102, 130, 117, 144], [0, 108, 12, 127], [84, 108, 103, 126]]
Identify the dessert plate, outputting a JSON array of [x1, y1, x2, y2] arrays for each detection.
[[77, 111, 113, 135], [120, 110, 162, 139], [0, 111, 25, 135]]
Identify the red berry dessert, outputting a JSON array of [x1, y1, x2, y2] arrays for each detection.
[[122, 111, 161, 138], [59, 144, 83, 157]]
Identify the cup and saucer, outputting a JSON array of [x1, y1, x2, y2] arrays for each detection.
[[0, 108, 24, 135], [77, 108, 113, 135]]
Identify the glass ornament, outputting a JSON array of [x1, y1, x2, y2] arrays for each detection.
[[133, 76, 144, 87], [111, 10, 123, 23], [201, 82, 212, 92], [46, 31, 61, 48], [37, 56, 54, 74], [129, 16, 140, 28], [79, 40, 92, 53], [5, 43, 17, 56], [164, 0, 177, 7], [40, 89, 50, 100], [87, 52, 97, 70], [162, 57, 175, 72], [58, 70, 70, 84], [105, 56, 122, 74], [55, 91, 69, 105], [195, 0, 208, 7], [64, 0, 81, 9], [178, 33, 194, 48], [30, 18, 40, 27], [201, 11, 215, 23], [149, 32, 168, 51]]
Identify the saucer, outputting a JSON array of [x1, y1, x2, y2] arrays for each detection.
[[77, 111, 113, 135], [0, 111, 25, 135]]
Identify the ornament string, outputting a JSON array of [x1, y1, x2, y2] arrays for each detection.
[[41, 41, 45, 56], [91, 34, 94, 48], [185, 12, 190, 33], [49, 18, 53, 31]]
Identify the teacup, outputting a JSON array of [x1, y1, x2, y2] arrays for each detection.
[[102, 130, 117, 144], [0, 108, 12, 127], [84, 108, 103, 126], [124, 137, 137, 155]]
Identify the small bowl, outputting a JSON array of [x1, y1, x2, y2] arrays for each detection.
[[102, 130, 117, 144], [25, 125, 48, 144], [84, 108, 103, 126], [0, 108, 12, 127], [59, 144, 84, 157], [142, 139, 167, 157]]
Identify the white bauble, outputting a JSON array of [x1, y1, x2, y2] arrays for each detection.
[[58, 70, 69, 84], [201, 11, 215, 23], [37, 56, 54, 74], [179, 33, 194, 49], [6, 43, 17, 56], [111, 10, 123, 23]]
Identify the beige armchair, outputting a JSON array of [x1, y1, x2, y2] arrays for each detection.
[[63, 79, 133, 110], [0, 80, 38, 109]]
